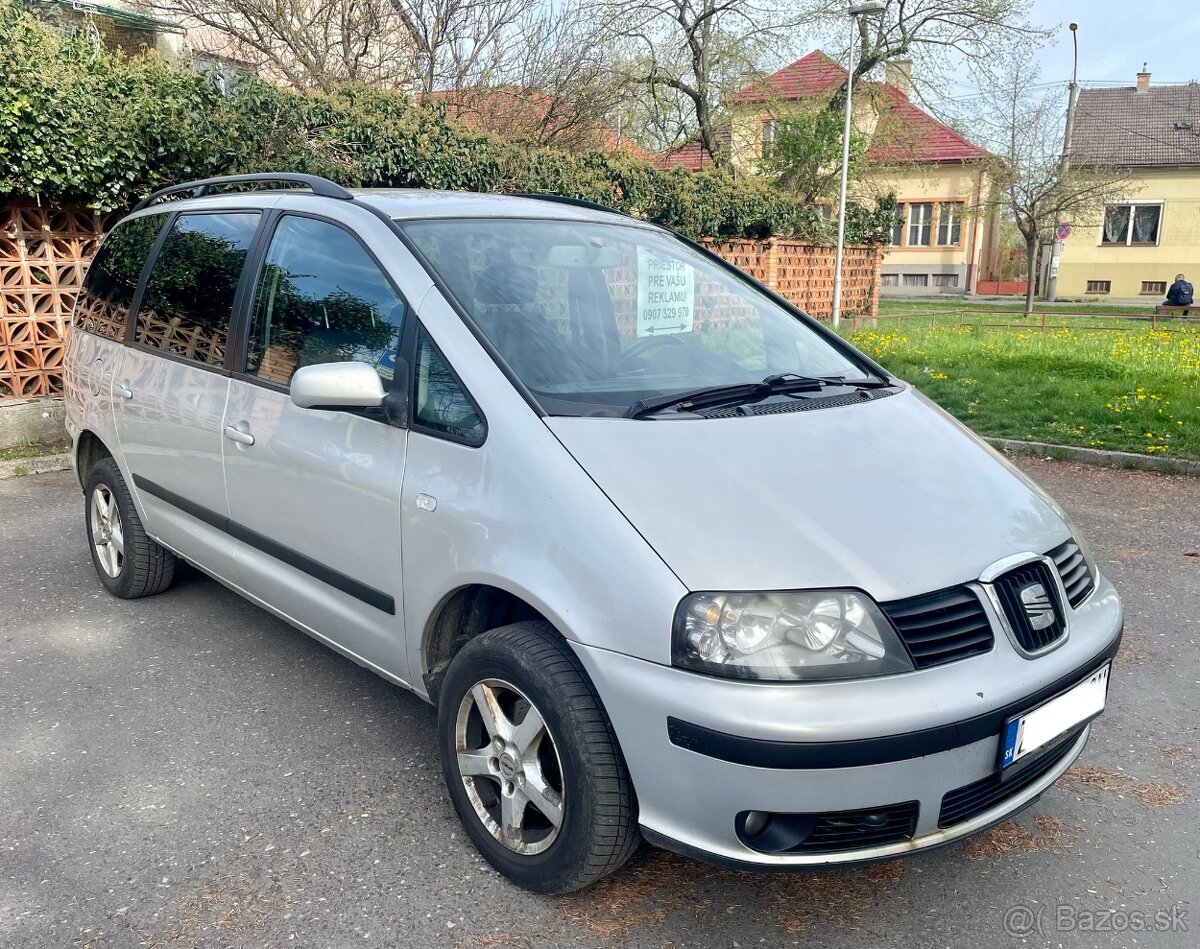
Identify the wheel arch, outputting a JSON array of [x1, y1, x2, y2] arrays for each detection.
[[74, 429, 114, 489], [421, 583, 565, 704]]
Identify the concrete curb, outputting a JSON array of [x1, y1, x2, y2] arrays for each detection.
[[0, 397, 67, 452], [988, 438, 1200, 477], [0, 452, 71, 480]]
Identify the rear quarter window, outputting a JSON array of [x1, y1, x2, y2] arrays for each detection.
[[136, 211, 260, 366], [73, 215, 166, 341]]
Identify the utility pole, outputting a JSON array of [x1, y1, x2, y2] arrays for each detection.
[[831, 1, 885, 327], [1045, 22, 1079, 303]]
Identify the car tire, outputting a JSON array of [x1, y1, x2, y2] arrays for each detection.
[[84, 457, 176, 598], [438, 621, 641, 893]]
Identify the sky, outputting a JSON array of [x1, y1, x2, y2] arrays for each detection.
[[1028, 0, 1200, 89]]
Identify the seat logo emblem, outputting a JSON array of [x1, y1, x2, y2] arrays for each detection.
[[1019, 583, 1055, 630]]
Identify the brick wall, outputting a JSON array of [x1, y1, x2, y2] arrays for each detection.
[[706, 240, 882, 320], [1, 204, 107, 399], [56, 11, 158, 58]]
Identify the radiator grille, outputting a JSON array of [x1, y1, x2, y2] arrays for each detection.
[[1048, 539, 1095, 608], [939, 727, 1083, 828], [881, 586, 994, 669]]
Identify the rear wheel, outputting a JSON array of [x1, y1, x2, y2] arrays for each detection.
[[84, 457, 176, 598], [438, 622, 641, 893]]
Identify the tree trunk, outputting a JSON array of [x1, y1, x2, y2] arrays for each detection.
[[1023, 238, 1038, 318]]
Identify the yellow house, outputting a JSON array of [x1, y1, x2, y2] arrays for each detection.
[[1056, 69, 1200, 300], [720, 51, 1002, 296]]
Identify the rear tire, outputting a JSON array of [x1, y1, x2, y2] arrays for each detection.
[[84, 457, 176, 598], [438, 621, 641, 893]]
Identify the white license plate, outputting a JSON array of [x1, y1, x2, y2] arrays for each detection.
[[1001, 663, 1110, 770]]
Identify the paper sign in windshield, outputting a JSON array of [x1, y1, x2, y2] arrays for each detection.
[[636, 249, 695, 338]]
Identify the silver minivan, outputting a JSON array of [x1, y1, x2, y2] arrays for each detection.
[[64, 174, 1123, 893]]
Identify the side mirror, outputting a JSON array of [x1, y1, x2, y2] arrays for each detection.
[[290, 362, 385, 410]]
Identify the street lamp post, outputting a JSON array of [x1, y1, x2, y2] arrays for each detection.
[[832, 1, 886, 327], [1045, 22, 1079, 303]]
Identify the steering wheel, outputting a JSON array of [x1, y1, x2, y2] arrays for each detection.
[[619, 334, 686, 367]]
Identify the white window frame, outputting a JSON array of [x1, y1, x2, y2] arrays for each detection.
[[1098, 200, 1164, 247], [760, 119, 778, 157], [908, 203, 933, 246], [936, 202, 964, 247]]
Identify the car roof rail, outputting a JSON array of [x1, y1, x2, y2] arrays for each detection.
[[130, 173, 354, 213], [507, 192, 629, 217]]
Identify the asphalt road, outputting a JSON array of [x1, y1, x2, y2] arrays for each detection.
[[1, 459, 1197, 949]]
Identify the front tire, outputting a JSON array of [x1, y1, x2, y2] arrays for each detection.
[[438, 622, 641, 893], [84, 457, 176, 598]]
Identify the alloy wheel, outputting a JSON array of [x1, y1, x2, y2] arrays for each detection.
[[89, 484, 124, 578], [454, 678, 565, 856]]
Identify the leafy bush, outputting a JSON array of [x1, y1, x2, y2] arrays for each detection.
[[0, 2, 895, 243]]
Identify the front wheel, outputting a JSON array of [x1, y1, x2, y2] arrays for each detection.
[[437, 622, 641, 893]]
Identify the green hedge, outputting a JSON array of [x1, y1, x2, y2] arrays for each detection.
[[0, 2, 895, 243]]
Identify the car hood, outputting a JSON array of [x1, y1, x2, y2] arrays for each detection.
[[545, 388, 1068, 601]]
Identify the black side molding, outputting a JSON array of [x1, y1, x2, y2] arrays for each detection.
[[134, 475, 395, 615], [667, 631, 1121, 770]]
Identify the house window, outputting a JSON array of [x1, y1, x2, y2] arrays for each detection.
[[760, 119, 778, 157], [1101, 203, 1162, 246], [1141, 280, 1167, 295], [902, 273, 929, 288], [881, 273, 899, 287], [932, 273, 960, 287], [908, 203, 933, 246], [1086, 280, 1111, 294], [937, 202, 963, 246], [889, 204, 905, 246]]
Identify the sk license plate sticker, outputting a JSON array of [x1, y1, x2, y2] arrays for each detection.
[[1002, 664, 1110, 770]]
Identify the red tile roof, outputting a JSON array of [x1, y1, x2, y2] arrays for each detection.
[[731, 50, 846, 103], [654, 139, 714, 170], [425, 86, 653, 158], [866, 83, 989, 164], [731, 50, 989, 165]]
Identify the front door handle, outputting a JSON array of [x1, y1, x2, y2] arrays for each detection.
[[223, 425, 255, 446], [115, 383, 133, 400]]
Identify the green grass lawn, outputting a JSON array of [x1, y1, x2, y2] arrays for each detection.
[[840, 321, 1200, 459]]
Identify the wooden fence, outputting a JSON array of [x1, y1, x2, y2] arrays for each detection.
[[0, 202, 882, 400]]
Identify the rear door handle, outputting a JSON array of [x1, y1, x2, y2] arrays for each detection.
[[115, 383, 133, 400], [223, 425, 255, 446]]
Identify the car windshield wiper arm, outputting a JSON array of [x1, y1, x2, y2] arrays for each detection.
[[624, 382, 775, 419], [766, 372, 893, 390], [625, 373, 864, 419]]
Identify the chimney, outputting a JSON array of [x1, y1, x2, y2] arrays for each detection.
[[1136, 63, 1151, 92], [885, 59, 912, 96]]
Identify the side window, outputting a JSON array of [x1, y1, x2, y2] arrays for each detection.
[[245, 216, 406, 388], [413, 330, 485, 445], [136, 212, 260, 366], [73, 215, 165, 340]]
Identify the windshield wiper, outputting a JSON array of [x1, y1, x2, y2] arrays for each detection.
[[625, 372, 888, 419], [767, 372, 893, 390]]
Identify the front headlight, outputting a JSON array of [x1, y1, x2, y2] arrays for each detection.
[[672, 590, 914, 681]]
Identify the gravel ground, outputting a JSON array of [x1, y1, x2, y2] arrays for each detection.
[[1, 459, 1196, 949]]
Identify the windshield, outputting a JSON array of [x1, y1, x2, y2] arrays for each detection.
[[401, 217, 874, 417]]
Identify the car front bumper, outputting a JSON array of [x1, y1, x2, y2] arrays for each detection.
[[570, 575, 1123, 868]]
